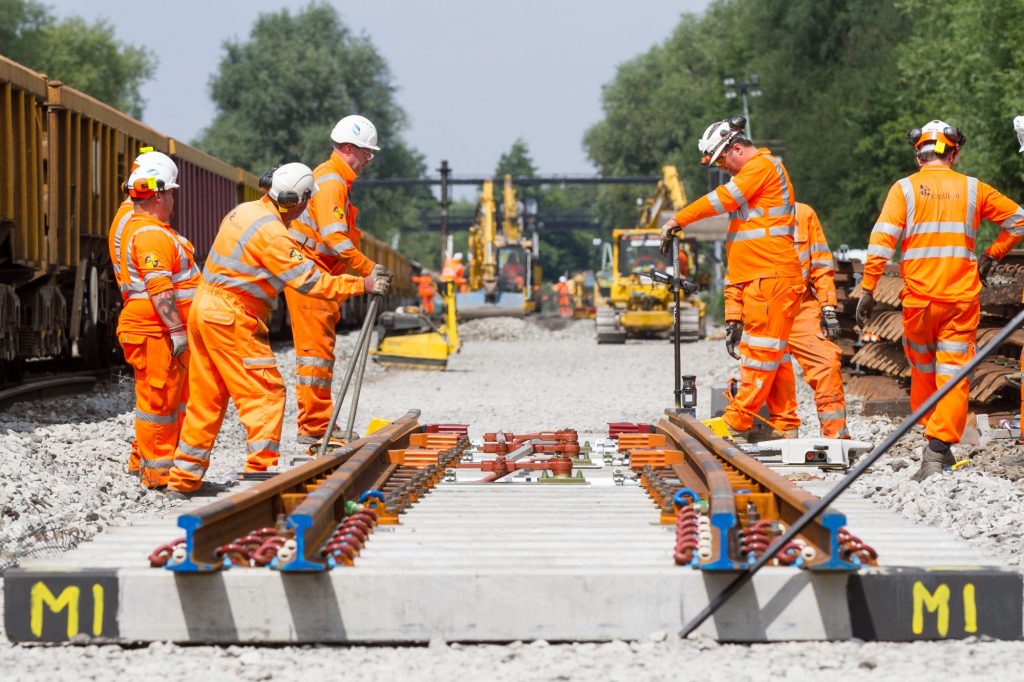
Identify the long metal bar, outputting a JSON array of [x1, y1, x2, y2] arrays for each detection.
[[679, 306, 1024, 637], [360, 175, 660, 188], [673, 235, 682, 408], [342, 298, 380, 441]]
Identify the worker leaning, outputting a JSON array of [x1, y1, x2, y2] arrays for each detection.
[[662, 116, 804, 442], [857, 119, 1024, 481], [115, 153, 200, 488], [441, 252, 466, 291], [165, 164, 390, 498], [284, 115, 391, 445]]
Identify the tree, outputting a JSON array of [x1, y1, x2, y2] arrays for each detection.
[[0, 0, 156, 117], [195, 2, 432, 244]]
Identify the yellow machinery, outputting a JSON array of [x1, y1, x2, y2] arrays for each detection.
[[570, 271, 597, 318], [371, 281, 461, 369], [594, 166, 706, 344], [459, 176, 540, 318]]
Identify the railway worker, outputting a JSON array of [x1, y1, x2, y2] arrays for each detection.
[[856, 119, 1024, 481], [555, 276, 572, 317], [660, 115, 803, 442], [165, 163, 390, 499], [412, 272, 437, 314], [284, 115, 391, 446], [441, 252, 466, 291], [787, 202, 848, 439], [116, 153, 200, 489]]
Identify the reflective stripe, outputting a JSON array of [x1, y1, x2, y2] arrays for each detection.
[[175, 288, 196, 301], [288, 228, 315, 248], [810, 243, 832, 254], [112, 210, 133, 278], [836, 427, 851, 438], [906, 221, 975, 240], [140, 458, 175, 470], [766, 154, 792, 207], [780, 352, 792, 364], [229, 214, 278, 260], [741, 332, 787, 350], [1001, 208, 1024, 235], [208, 251, 273, 281], [748, 204, 795, 219], [296, 356, 333, 368], [818, 409, 847, 421], [320, 221, 348, 238], [316, 173, 343, 186], [899, 177, 916, 226], [136, 408, 177, 424], [176, 440, 211, 460], [908, 358, 935, 374], [935, 362, 961, 376], [295, 268, 323, 294], [798, 250, 810, 262], [247, 439, 280, 454], [172, 264, 200, 282], [966, 176, 978, 229], [728, 207, 750, 221], [727, 228, 766, 243], [867, 244, 894, 259], [275, 259, 315, 286], [810, 256, 834, 265], [724, 181, 748, 211], [936, 340, 970, 354], [297, 375, 332, 388], [768, 225, 794, 238], [707, 191, 726, 215], [143, 270, 173, 282], [872, 222, 903, 238], [201, 270, 274, 304], [173, 460, 207, 476], [902, 246, 976, 261], [326, 239, 355, 255], [242, 357, 276, 367], [903, 338, 935, 355], [742, 356, 780, 371]]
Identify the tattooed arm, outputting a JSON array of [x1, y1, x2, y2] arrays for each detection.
[[151, 289, 188, 356]]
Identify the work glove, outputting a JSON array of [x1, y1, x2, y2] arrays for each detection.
[[725, 320, 742, 360], [363, 274, 391, 296], [370, 263, 393, 280], [820, 305, 841, 340], [978, 254, 997, 287], [855, 291, 875, 328], [168, 326, 188, 356], [659, 221, 681, 257]]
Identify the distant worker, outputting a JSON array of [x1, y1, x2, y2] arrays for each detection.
[[500, 251, 526, 290], [441, 252, 466, 291], [116, 152, 200, 489], [661, 115, 803, 442], [166, 164, 389, 498], [412, 273, 437, 314], [857, 120, 1024, 481], [788, 203, 848, 438], [284, 115, 391, 445], [555, 276, 572, 317]]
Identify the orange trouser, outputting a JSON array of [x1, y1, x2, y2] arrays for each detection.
[[419, 293, 435, 314], [788, 291, 849, 438], [902, 297, 977, 444], [118, 332, 189, 488], [724, 276, 804, 433], [168, 288, 285, 493], [284, 287, 342, 439], [558, 296, 572, 317]]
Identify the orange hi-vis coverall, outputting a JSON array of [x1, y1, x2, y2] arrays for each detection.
[[115, 212, 201, 488], [676, 148, 804, 433], [168, 197, 367, 493], [790, 203, 848, 438], [284, 153, 375, 440], [863, 167, 1024, 444], [412, 275, 436, 314], [554, 281, 572, 317], [107, 198, 141, 471]]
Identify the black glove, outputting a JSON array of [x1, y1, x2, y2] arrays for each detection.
[[725, 321, 742, 360], [855, 291, 875, 327], [820, 305, 841, 340], [978, 254, 997, 287]]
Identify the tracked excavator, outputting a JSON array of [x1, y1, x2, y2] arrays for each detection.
[[594, 166, 706, 344], [457, 176, 541, 319]]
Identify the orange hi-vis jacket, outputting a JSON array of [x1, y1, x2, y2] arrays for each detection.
[[202, 196, 366, 320], [116, 212, 201, 337], [288, 152, 376, 277], [862, 166, 1024, 302], [108, 198, 134, 291], [674, 148, 801, 284], [794, 203, 837, 307]]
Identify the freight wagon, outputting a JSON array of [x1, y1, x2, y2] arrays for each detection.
[[0, 55, 413, 384]]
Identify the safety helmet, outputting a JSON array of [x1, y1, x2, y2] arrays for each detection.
[[268, 162, 314, 208], [258, 165, 280, 192], [330, 114, 380, 151], [558, 276, 567, 283], [908, 119, 965, 154], [1013, 115, 1024, 153], [126, 152, 179, 199], [698, 115, 747, 166], [453, 252, 463, 261]]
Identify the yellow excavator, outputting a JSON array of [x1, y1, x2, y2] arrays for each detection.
[[458, 176, 540, 318], [371, 281, 461, 369], [594, 166, 706, 344]]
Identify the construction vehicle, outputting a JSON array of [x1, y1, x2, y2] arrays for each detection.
[[570, 271, 597, 318], [594, 166, 707, 344], [457, 176, 541, 318], [371, 281, 461, 370]]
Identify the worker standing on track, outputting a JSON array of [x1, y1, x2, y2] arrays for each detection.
[[284, 115, 391, 445], [165, 164, 390, 499], [661, 116, 804, 442], [115, 153, 200, 488], [857, 119, 1024, 481], [787, 202, 848, 438], [555, 276, 572, 317]]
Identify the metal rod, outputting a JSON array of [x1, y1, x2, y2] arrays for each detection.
[[359, 175, 661, 188], [438, 160, 450, 267], [317, 296, 381, 459], [678, 305, 1024, 638], [673, 235, 682, 409], [342, 298, 380, 441]]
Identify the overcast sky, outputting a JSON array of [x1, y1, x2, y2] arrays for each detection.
[[45, 0, 711, 179]]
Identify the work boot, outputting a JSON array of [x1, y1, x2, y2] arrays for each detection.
[[911, 439, 956, 482], [783, 429, 800, 439], [296, 427, 359, 445]]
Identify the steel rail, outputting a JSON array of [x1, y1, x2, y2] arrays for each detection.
[[671, 413, 857, 571], [166, 410, 420, 572]]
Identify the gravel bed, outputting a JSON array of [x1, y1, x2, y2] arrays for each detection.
[[1, 315, 1023, 676]]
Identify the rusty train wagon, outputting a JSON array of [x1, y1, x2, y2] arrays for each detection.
[[0, 55, 413, 383]]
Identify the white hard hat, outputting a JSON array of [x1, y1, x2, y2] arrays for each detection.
[[909, 119, 965, 153], [559, 276, 567, 283], [330, 114, 380, 151], [1014, 115, 1024, 153], [268, 162, 314, 207], [698, 116, 747, 166], [453, 252, 463, 261], [127, 152, 179, 197]]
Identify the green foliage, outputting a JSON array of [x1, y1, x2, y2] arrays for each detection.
[[1, 0, 156, 117], [195, 1, 433, 244], [584, 0, 1024, 250]]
